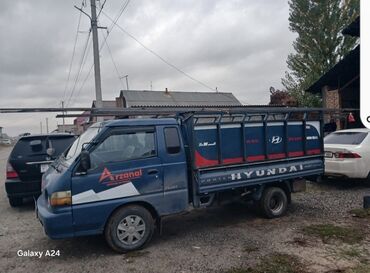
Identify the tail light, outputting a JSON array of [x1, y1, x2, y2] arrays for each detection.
[[334, 152, 361, 159], [6, 162, 19, 179]]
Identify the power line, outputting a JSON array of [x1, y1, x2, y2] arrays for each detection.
[[72, 0, 131, 103], [100, 9, 216, 92], [103, 31, 126, 89], [62, 3, 83, 103], [97, 0, 107, 19], [66, 29, 92, 106]]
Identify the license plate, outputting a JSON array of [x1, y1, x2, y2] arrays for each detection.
[[324, 151, 333, 158], [40, 164, 50, 173]]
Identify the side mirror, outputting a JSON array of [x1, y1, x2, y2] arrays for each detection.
[[46, 147, 55, 156], [80, 150, 91, 172]]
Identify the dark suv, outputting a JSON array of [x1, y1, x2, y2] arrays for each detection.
[[5, 134, 75, 207]]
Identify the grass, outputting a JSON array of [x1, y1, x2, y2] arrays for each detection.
[[225, 253, 305, 273], [340, 247, 362, 258], [302, 224, 364, 244], [349, 208, 370, 219]]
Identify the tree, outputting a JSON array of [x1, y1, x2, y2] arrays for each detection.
[[282, 0, 359, 107]]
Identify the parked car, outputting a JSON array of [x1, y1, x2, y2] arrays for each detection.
[[324, 128, 370, 180], [5, 133, 76, 207], [37, 109, 324, 252], [1, 139, 12, 145]]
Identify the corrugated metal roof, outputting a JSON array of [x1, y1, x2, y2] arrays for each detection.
[[119, 90, 241, 107], [92, 100, 117, 108]]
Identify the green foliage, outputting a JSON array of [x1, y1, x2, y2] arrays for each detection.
[[225, 253, 304, 273], [282, 0, 359, 106], [302, 224, 364, 244]]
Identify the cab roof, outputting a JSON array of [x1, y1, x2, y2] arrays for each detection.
[[103, 118, 178, 127]]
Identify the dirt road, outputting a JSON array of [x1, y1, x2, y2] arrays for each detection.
[[1, 146, 369, 273]]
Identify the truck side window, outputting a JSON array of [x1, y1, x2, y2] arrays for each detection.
[[90, 131, 156, 168], [164, 127, 181, 154]]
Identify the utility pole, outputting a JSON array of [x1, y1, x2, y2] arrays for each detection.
[[61, 101, 65, 132], [120, 75, 129, 90], [40, 121, 43, 134], [46, 118, 49, 134], [90, 0, 103, 120]]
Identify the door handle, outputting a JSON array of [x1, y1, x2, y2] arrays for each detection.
[[147, 169, 159, 175]]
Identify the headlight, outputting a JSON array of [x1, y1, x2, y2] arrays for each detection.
[[49, 191, 72, 207]]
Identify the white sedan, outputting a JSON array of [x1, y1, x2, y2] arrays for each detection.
[[1, 139, 11, 145], [324, 128, 370, 180]]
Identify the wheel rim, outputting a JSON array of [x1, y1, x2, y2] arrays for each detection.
[[116, 215, 146, 245], [269, 194, 284, 214]]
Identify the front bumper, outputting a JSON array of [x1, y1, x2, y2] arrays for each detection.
[[5, 179, 41, 198], [36, 194, 74, 239]]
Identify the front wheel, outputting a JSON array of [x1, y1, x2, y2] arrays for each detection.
[[259, 187, 288, 219], [105, 205, 155, 253]]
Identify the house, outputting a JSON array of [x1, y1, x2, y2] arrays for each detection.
[[115, 89, 242, 108], [73, 90, 242, 134], [57, 124, 75, 134], [74, 111, 90, 135], [306, 17, 360, 129], [90, 100, 119, 123]]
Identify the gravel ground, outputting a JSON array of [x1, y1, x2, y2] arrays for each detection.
[[0, 145, 369, 273]]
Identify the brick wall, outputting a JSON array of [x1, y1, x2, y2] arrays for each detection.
[[325, 89, 340, 109]]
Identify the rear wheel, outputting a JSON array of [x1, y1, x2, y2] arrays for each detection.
[[105, 205, 154, 253], [9, 197, 23, 207], [259, 187, 288, 219]]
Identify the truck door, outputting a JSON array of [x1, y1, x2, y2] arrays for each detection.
[[157, 125, 188, 214], [71, 126, 163, 232]]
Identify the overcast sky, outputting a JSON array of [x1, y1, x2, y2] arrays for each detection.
[[0, 0, 296, 136]]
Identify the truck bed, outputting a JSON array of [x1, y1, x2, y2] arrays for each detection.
[[181, 109, 324, 195]]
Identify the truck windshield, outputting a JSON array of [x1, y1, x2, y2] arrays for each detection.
[[63, 124, 102, 165]]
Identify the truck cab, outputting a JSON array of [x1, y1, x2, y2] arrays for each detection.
[[37, 119, 189, 251]]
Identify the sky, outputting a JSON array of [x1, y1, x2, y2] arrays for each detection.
[[0, 0, 296, 136]]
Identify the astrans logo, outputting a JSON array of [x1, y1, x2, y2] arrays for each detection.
[[99, 167, 143, 186]]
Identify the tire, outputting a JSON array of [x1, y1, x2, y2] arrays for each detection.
[[105, 205, 155, 253], [259, 187, 288, 219], [9, 197, 23, 207]]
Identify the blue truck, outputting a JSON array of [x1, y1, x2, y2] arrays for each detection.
[[37, 109, 324, 252]]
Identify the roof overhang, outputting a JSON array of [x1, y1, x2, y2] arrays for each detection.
[[306, 45, 359, 94], [342, 16, 360, 37]]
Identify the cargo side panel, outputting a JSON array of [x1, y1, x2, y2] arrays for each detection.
[[194, 125, 218, 168], [197, 158, 324, 194], [221, 124, 243, 164]]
